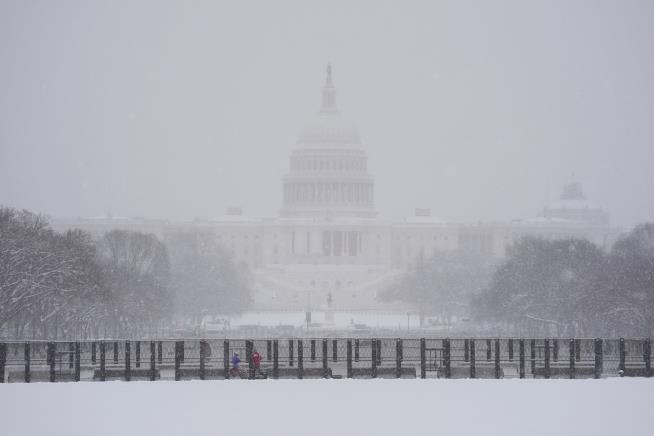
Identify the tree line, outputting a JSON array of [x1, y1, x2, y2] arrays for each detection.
[[0, 207, 252, 340], [381, 223, 654, 337], [472, 223, 654, 337], [379, 250, 498, 328]]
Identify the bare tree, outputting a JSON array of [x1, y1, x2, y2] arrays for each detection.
[[380, 250, 495, 327], [165, 229, 253, 325], [96, 230, 171, 337], [0, 207, 103, 339]]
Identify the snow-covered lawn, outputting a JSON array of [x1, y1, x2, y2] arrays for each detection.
[[0, 378, 651, 436]]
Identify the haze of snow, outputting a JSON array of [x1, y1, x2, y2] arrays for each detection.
[[0, 378, 651, 436]]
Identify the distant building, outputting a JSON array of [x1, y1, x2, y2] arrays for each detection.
[[541, 182, 610, 225], [52, 66, 621, 311]]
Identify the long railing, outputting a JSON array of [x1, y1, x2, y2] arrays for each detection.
[[0, 338, 651, 383]]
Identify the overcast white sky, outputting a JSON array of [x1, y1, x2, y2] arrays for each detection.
[[1, 0, 653, 227]]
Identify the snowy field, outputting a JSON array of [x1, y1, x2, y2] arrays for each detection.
[[0, 379, 651, 436]]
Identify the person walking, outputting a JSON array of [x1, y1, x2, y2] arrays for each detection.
[[230, 352, 241, 378], [252, 349, 262, 377]]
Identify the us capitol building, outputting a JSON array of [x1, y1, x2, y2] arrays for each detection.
[[53, 66, 621, 311]]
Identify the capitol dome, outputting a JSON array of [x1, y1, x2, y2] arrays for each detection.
[[280, 65, 376, 219], [298, 112, 362, 147]]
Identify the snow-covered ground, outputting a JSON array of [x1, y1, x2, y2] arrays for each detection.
[[0, 378, 651, 436]]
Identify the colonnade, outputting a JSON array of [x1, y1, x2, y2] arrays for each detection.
[[283, 182, 373, 205]]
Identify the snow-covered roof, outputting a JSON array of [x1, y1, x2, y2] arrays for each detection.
[[520, 216, 572, 224], [545, 199, 598, 211], [211, 215, 262, 223], [402, 216, 449, 225]]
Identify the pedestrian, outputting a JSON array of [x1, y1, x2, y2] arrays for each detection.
[[230, 352, 241, 378], [252, 349, 262, 377]]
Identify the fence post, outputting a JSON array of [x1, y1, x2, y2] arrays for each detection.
[[125, 341, 131, 382], [113, 342, 118, 364], [0, 343, 5, 383], [420, 338, 426, 379], [311, 340, 316, 361], [47, 342, 55, 382], [332, 339, 338, 362], [199, 340, 207, 381], [224, 340, 230, 379], [135, 341, 141, 369], [575, 339, 581, 362], [464, 339, 470, 362], [644, 339, 651, 377], [174, 341, 182, 381], [553, 339, 559, 362], [267, 340, 272, 362], [157, 341, 163, 364], [371, 339, 378, 378], [494, 339, 501, 379], [544, 339, 550, 379], [246, 340, 254, 380], [24, 342, 30, 383], [355, 339, 360, 362], [530, 339, 536, 377], [444, 338, 451, 379], [486, 339, 491, 361], [273, 340, 279, 379], [91, 342, 97, 365], [288, 339, 294, 367], [100, 341, 106, 382], [297, 340, 303, 380], [508, 339, 514, 361], [74, 342, 81, 382], [470, 339, 476, 379], [347, 339, 353, 378], [569, 339, 575, 379], [322, 339, 328, 378], [396, 339, 402, 379], [150, 341, 156, 381], [594, 338, 603, 379], [377, 339, 382, 365], [69, 342, 74, 369], [619, 338, 625, 376], [518, 339, 525, 378]]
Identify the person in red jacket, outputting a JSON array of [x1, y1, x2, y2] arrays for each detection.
[[252, 349, 263, 377]]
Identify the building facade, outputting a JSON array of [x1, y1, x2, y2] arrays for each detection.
[[52, 67, 621, 311]]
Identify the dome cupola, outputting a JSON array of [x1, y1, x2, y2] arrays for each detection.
[[297, 64, 363, 149]]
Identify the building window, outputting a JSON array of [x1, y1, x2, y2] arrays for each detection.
[[333, 231, 343, 256], [322, 231, 331, 256], [348, 231, 358, 256]]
